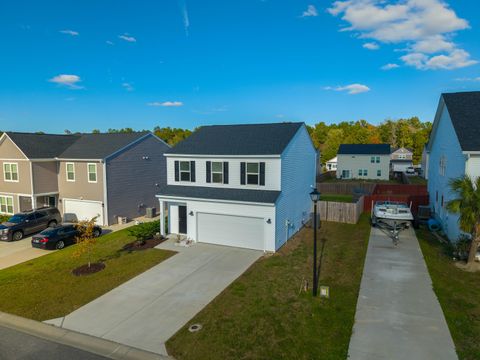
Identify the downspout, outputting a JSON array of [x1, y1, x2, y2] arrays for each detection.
[[102, 160, 109, 226]]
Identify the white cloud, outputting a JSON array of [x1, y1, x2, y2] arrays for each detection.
[[122, 82, 134, 91], [328, 0, 475, 70], [60, 29, 79, 36], [325, 83, 371, 94], [381, 63, 400, 70], [455, 76, 480, 82], [182, 2, 190, 36], [106, 40, 114, 45], [302, 5, 318, 17], [48, 74, 83, 89], [118, 34, 136, 42], [363, 42, 380, 50], [147, 101, 183, 107], [401, 49, 477, 70]]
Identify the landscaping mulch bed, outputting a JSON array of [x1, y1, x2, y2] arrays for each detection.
[[72, 263, 106, 276], [122, 237, 164, 252]]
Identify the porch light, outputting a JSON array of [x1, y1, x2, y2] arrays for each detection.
[[189, 211, 194, 216], [309, 188, 321, 202], [266, 218, 271, 224]]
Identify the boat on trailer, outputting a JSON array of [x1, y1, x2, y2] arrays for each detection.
[[371, 201, 414, 245]]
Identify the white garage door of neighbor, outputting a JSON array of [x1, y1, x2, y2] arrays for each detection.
[[63, 200, 104, 226], [197, 213, 264, 251]]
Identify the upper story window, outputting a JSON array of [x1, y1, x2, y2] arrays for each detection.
[[376, 156, 380, 163], [3, 163, 18, 182], [240, 162, 265, 186], [206, 161, 229, 184], [174, 160, 196, 182], [398, 154, 406, 159], [370, 156, 375, 163], [88, 163, 97, 183], [439, 156, 447, 176], [66, 163, 75, 182]]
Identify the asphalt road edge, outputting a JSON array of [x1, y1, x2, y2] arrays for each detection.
[[0, 311, 171, 360]]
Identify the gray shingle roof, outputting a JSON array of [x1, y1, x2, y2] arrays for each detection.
[[5, 132, 80, 159], [338, 144, 391, 155], [157, 185, 280, 204], [4, 131, 150, 160], [442, 91, 480, 151], [166, 122, 304, 155], [58, 132, 149, 159]]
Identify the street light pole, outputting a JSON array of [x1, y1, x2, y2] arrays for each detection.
[[310, 188, 321, 297]]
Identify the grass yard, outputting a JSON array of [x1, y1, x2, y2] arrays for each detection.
[[320, 194, 354, 203], [0, 227, 174, 321], [167, 214, 371, 360], [408, 176, 427, 185], [416, 229, 480, 360]]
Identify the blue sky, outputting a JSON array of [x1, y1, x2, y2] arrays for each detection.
[[0, 0, 479, 133]]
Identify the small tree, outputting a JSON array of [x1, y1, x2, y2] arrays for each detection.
[[446, 176, 480, 265], [72, 217, 98, 268], [127, 220, 160, 245]]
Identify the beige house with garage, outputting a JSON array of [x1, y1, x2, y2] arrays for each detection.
[[0, 131, 169, 225]]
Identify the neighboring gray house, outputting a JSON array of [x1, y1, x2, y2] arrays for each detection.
[[390, 147, 414, 173], [0, 131, 169, 225], [427, 91, 480, 242], [156, 122, 317, 252], [336, 144, 391, 180]]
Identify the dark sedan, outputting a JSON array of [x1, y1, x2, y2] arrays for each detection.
[[31, 224, 102, 250]]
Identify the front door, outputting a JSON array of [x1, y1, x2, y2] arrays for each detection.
[[178, 206, 187, 234]]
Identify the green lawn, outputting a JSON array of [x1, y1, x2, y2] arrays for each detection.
[[408, 176, 427, 185], [167, 215, 371, 360], [0, 227, 175, 321], [417, 229, 480, 360], [320, 194, 354, 203]]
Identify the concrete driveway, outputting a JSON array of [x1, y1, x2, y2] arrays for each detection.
[[0, 236, 50, 270], [348, 226, 457, 360], [52, 239, 263, 356]]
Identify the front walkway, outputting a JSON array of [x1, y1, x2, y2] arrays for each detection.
[[348, 226, 457, 360], [49, 239, 262, 356]]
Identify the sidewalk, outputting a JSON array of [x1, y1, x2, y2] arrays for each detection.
[[348, 226, 457, 360]]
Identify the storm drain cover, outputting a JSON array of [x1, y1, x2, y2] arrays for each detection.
[[188, 324, 203, 332]]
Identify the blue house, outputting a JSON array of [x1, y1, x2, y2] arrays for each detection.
[[426, 91, 480, 242], [156, 122, 317, 252]]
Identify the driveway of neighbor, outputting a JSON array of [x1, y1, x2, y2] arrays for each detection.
[[52, 239, 263, 356], [348, 226, 457, 360], [0, 237, 48, 270]]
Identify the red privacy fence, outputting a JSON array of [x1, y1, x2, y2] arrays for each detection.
[[364, 184, 429, 215]]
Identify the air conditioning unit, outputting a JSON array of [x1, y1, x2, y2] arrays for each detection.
[[145, 207, 156, 218]]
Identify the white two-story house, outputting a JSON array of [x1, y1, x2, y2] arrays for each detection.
[[156, 122, 317, 252], [427, 91, 480, 242], [336, 144, 391, 180]]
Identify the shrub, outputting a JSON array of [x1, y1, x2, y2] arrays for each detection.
[[127, 221, 160, 243], [0, 215, 10, 223]]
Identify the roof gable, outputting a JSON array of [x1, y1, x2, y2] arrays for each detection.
[[442, 91, 480, 152], [166, 122, 304, 156], [338, 144, 391, 155], [5, 131, 152, 160]]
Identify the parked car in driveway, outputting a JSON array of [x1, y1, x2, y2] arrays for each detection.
[[31, 223, 102, 250], [0, 207, 62, 242]]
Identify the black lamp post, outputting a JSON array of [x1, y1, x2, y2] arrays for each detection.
[[310, 188, 321, 297]]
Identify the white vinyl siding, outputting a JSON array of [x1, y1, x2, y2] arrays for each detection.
[[66, 163, 75, 182], [3, 163, 18, 182], [87, 163, 97, 183], [0, 195, 14, 215]]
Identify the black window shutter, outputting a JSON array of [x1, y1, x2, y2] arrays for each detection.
[[240, 162, 246, 185], [206, 161, 211, 183], [223, 162, 229, 184], [190, 161, 196, 182], [259, 162, 265, 186], [174, 161, 179, 181]]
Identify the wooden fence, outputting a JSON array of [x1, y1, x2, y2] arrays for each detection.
[[316, 196, 364, 224], [317, 182, 377, 196]]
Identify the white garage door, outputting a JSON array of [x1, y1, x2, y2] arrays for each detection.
[[63, 200, 104, 226], [197, 213, 264, 250]]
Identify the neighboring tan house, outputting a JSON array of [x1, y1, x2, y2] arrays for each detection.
[[156, 122, 317, 252], [0, 132, 169, 225], [336, 144, 390, 180], [326, 156, 337, 171], [427, 91, 480, 242], [390, 147, 414, 173]]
